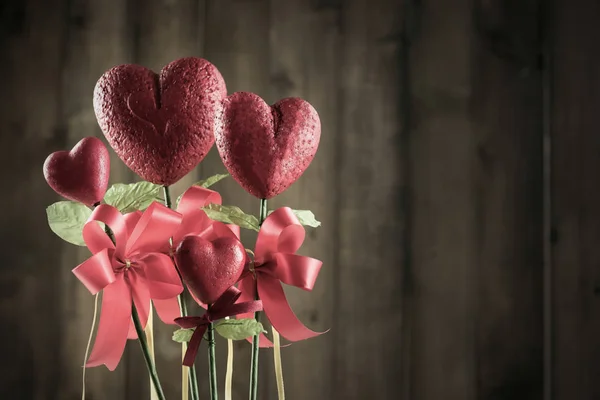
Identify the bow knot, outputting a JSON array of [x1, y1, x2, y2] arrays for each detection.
[[175, 287, 263, 366], [237, 207, 324, 347], [72, 202, 184, 370]]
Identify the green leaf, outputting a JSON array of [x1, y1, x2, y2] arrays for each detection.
[[172, 328, 195, 343], [193, 173, 229, 188], [268, 209, 321, 228], [103, 182, 162, 213], [215, 318, 265, 341], [46, 201, 92, 246], [290, 210, 321, 228], [203, 204, 260, 231]]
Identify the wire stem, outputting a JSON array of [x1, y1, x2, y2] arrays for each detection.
[[249, 198, 268, 400], [208, 305, 218, 400], [163, 185, 200, 400], [132, 305, 166, 400]]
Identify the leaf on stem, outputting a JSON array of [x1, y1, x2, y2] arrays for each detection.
[[193, 173, 229, 188], [215, 318, 265, 341], [103, 182, 162, 213], [202, 204, 260, 231], [269, 209, 322, 228], [172, 328, 195, 343], [46, 201, 92, 246]]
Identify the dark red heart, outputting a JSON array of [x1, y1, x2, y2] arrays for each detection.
[[93, 57, 227, 185], [43, 137, 110, 206], [214, 92, 321, 199], [175, 235, 246, 305]]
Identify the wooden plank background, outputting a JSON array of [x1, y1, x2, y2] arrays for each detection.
[[0, 0, 598, 399]]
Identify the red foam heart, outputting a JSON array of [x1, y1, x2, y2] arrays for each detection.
[[214, 92, 321, 199], [93, 57, 227, 185], [175, 235, 246, 305], [43, 137, 110, 206]]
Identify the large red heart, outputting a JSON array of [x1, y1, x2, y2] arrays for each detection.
[[43, 137, 110, 206], [214, 92, 321, 199], [93, 57, 227, 185], [175, 235, 246, 305]]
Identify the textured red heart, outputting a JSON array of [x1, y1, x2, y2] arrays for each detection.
[[43, 137, 110, 206], [214, 92, 321, 199], [93, 57, 227, 185], [175, 236, 246, 305]]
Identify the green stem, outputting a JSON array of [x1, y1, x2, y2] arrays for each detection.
[[163, 185, 200, 400], [163, 185, 173, 209], [249, 199, 268, 400], [102, 222, 166, 400], [207, 306, 218, 400], [132, 305, 167, 400]]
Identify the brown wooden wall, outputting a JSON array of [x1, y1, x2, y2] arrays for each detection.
[[0, 0, 598, 399]]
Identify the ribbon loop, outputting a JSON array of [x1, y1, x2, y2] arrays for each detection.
[[83, 205, 126, 257], [126, 202, 182, 255], [72, 249, 116, 294], [172, 186, 222, 247], [177, 186, 222, 216], [255, 207, 305, 261], [272, 253, 322, 291]]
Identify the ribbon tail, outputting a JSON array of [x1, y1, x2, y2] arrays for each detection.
[[258, 277, 324, 342], [127, 320, 137, 340], [237, 277, 274, 347], [153, 297, 182, 325], [86, 275, 132, 371], [183, 325, 208, 367]]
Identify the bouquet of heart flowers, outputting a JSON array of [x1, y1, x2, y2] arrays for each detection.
[[42, 57, 324, 400]]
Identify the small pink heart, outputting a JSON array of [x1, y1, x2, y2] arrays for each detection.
[[43, 137, 110, 206], [94, 57, 227, 185], [215, 92, 321, 199], [175, 235, 246, 305]]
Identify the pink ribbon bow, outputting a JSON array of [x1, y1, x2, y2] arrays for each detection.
[[170, 186, 241, 248], [175, 286, 263, 366], [238, 207, 324, 347], [73, 202, 184, 370]]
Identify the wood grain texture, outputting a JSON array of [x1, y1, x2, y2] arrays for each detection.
[[132, 0, 205, 397], [267, 1, 339, 399], [551, 0, 600, 399], [471, 1, 544, 399], [2, 0, 598, 399], [201, 0, 271, 398], [407, 1, 476, 399], [57, 0, 135, 398], [0, 0, 67, 399], [335, 0, 405, 398]]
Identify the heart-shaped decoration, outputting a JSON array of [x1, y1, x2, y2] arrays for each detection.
[[175, 235, 246, 305], [214, 92, 321, 199], [43, 137, 110, 205], [93, 57, 227, 185]]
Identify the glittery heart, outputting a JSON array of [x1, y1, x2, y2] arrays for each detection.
[[214, 92, 321, 199], [175, 236, 246, 305], [93, 57, 227, 185], [43, 137, 110, 206]]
